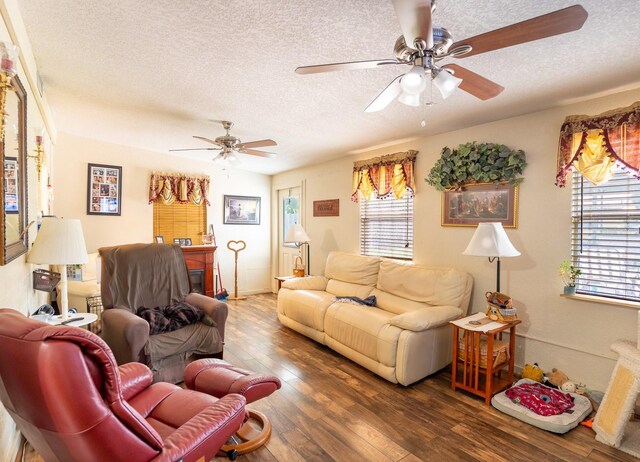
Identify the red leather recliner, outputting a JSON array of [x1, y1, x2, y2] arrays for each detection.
[[0, 309, 246, 462]]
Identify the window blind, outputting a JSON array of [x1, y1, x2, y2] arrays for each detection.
[[153, 201, 206, 245], [360, 195, 413, 260], [571, 167, 640, 302]]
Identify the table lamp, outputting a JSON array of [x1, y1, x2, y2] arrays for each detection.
[[463, 222, 520, 292], [285, 224, 311, 275], [27, 217, 88, 319]]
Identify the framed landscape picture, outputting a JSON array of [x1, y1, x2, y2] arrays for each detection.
[[224, 195, 261, 225], [87, 163, 122, 216], [442, 183, 518, 228]]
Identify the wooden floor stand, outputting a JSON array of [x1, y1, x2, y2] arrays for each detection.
[[226, 240, 247, 301]]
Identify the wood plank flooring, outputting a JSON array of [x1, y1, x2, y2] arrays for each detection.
[[24, 293, 635, 461]]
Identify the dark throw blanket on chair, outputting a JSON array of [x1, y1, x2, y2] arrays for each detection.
[[136, 301, 204, 335]]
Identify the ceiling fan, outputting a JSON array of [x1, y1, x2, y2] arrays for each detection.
[[295, 0, 588, 112], [170, 120, 277, 164]]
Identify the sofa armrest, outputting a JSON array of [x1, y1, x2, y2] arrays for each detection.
[[390, 305, 462, 332], [184, 292, 228, 342], [282, 276, 328, 291], [102, 308, 150, 365], [118, 362, 154, 401]]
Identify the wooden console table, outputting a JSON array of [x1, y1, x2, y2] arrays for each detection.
[[181, 245, 217, 298], [450, 317, 520, 405]]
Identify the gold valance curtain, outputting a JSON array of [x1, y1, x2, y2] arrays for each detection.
[[149, 173, 210, 206], [351, 150, 418, 202], [556, 101, 640, 187]]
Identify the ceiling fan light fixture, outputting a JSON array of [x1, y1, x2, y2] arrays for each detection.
[[399, 66, 427, 95], [398, 92, 420, 107], [433, 68, 462, 100]]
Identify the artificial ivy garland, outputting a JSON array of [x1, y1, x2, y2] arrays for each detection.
[[425, 142, 527, 191]]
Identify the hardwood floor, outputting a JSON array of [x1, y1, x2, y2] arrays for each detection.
[[23, 293, 634, 461]]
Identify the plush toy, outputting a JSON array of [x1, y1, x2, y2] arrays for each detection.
[[546, 368, 571, 390], [521, 363, 544, 382], [561, 381, 577, 393]]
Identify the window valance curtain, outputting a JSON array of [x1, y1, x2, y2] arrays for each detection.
[[351, 150, 418, 202], [556, 101, 640, 187], [149, 172, 210, 206]]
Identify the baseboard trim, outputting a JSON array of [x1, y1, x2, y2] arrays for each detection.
[[515, 332, 618, 361]]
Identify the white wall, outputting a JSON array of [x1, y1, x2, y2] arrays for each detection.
[[53, 132, 272, 296], [273, 86, 640, 391]]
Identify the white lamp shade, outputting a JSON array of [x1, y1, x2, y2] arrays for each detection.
[[27, 217, 89, 265], [285, 224, 310, 243], [433, 69, 462, 100], [462, 222, 520, 258], [400, 66, 427, 95], [398, 92, 421, 107]]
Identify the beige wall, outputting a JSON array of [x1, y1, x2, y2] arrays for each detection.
[[53, 133, 273, 296], [273, 87, 640, 391]]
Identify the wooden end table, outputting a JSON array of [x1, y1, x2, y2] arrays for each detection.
[[450, 316, 520, 405]]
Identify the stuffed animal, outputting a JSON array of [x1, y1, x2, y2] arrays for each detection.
[[561, 381, 577, 393], [521, 363, 544, 382], [546, 368, 572, 390]]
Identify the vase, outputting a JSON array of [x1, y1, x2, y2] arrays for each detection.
[[563, 286, 577, 295]]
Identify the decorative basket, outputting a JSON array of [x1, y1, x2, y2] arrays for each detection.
[[32, 269, 61, 292], [485, 291, 517, 323], [292, 256, 305, 277], [457, 337, 510, 369]]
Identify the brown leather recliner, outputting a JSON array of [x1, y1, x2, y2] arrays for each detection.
[[0, 309, 246, 462], [99, 243, 227, 383]]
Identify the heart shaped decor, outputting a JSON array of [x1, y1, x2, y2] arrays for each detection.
[[227, 240, 247, 253]]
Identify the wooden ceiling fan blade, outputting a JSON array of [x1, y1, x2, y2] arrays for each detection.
[[365, 75, 403, 113], [392, 0, 433, 50], [193, 135, 221, 146], [237, 139, 277, 149], [442, 64, 504, 100], [452, 5, 588, 58], [296, 59, 402, 75], [169, 147, 221, 152], [239, 148, 277, 158]]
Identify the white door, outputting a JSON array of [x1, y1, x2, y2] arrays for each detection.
[[277, 187, 302, 277]]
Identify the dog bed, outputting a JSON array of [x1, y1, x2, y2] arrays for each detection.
[[491, 378, 592, 433]]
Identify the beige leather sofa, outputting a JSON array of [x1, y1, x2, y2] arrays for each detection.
[[277, 251, 473, 386]]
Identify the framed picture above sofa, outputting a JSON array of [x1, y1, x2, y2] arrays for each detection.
[[223, 195, 260, 225], [442, 182, 518, 228]]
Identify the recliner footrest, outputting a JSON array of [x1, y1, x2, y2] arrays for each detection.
[[185, 358, 281, 403]]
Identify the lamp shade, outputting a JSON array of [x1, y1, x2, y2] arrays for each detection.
[[27, 217, 88, 265], [462, 222, 520, 258], [285, 224, 310, 243], [433, 69, 462, 100]]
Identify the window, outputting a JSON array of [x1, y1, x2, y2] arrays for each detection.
[[360, 195, 413, 260], [570, 166, 640, 302], [153, 201, 206, 245]]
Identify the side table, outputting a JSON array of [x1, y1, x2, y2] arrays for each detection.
[[32, 312, 98, 329], [450, 315, 520, 404]]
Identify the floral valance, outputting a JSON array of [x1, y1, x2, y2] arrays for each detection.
[[351, 150, 418, 202], [149, 172, 210, 206], [556, 101, 640, 187]]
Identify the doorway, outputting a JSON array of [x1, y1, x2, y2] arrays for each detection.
[[277, 187, 302, 277]]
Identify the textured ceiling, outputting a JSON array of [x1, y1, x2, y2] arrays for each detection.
[[16, 0, 640, 175]]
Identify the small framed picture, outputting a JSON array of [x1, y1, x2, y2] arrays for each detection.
[[155, 236, 164, 244], [67, 264, 83, 282], [173, 238, 181, 245], [184, 238, 192, 246]]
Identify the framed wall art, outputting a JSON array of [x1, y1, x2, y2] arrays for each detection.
[[442, 183, 518, 228], [313, 199, 339, 217], [224, 195, 261, 225], [3, 157, 18, 214], [87, 163, 122, 216]]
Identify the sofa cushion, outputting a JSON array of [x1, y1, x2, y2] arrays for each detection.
[[376, 260, 468, 308], [324, 303, 401, 367], [326, 280, 374, 299], [277, 289, 335, 332], [324, 252, 380, 286], [390, 305, 463, 332]]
